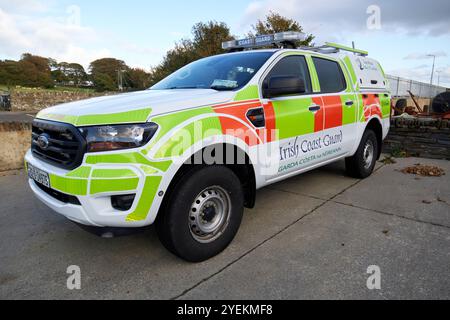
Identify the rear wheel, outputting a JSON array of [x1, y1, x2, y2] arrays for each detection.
[[345, 130, 379, 179], [156, 166, 244, 262]]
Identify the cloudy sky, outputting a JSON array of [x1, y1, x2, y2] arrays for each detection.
[[1, 0, 449, 87]]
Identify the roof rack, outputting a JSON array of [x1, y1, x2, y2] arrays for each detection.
[[298, 42, 368, 56], [221, 32, 369, 56]]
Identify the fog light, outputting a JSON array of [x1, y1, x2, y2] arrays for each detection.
[[111, 194, 136, 211]]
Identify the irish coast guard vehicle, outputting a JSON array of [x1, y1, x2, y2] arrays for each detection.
[[26, 32, 391, 262]]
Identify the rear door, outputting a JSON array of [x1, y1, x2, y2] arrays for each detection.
[[311, 56, 358, 160]]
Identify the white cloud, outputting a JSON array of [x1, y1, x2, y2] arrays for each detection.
[[388, 64, 450, 88], [238, 0, 450, 38], [0, 0, 50, 13], [0, 4, 111, 69], [404, 51, 447, 60], [0, 9, 33, 52]]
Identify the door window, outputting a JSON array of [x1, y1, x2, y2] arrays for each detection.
[[312, 57, 346, 93], [263, 55, 312, 95]]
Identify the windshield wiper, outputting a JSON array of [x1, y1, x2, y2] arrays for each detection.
[[210, 85, 236, 91], [167, 86, 204, 90]]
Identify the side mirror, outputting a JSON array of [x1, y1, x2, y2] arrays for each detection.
[[264, 76, 305, 98]]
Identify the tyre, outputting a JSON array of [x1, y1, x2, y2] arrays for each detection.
[[345, 130, 379, 179], [156, 165, 244, 262], [394, 98, 407, 116]]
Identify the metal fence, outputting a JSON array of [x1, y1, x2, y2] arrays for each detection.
[[387, 75, 447, 99]]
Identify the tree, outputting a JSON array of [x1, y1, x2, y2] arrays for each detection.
[[148, 21, 234, 86], [192, 21, 234, 57], [148, 14, 314, 86], [89, 58, 128, 91], [148, 39, 198, 86], [51, 62, 87, 86], [127, 68, 151, 90], [21, 53, 54, 88], [250, 11, 314, 46], [0, 54, 53, 88], [66, 63, 88, 86]]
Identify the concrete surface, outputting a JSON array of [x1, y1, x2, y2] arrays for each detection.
[[0, 158, 449, 300]]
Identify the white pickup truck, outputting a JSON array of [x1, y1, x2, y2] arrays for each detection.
[[26, 32, 391, 261]]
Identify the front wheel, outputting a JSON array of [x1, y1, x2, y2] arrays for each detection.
[[345, 129, 379, 179], [156, 166, 244, 262]]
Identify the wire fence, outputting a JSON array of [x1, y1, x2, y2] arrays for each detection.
[[387, 75, 447, 99]]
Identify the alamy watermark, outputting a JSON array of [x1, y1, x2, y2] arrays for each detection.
[[366, 265, 381, 290], [367, 5, 382, 30], [67, 265, 81, 290], [66, 5, 81, 27]]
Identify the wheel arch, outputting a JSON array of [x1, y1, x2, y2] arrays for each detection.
[[156, 143, 257, 223], [365, 117, 383, 160]]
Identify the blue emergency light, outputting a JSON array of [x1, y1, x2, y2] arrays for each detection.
[[222, 32, 307, 51]]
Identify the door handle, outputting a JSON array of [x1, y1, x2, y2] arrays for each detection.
[[309, 105, 321, 112], [345, 100, 354, 107]]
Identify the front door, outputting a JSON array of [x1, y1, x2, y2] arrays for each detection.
[[261, 54, 325, 180]]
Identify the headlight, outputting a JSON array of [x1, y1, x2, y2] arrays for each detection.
[[79, 123, 158, 153]]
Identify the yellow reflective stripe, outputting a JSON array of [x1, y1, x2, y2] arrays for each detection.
[[37, 108, 152, 126], [153, 117, 222, 159], [305, 55, 321, 93], [343, 56, 360, 91], [85, 152, 172, 172], [49, 175, 88, 196], [35, 113, 78, 124], [234, 85, 259, 101], [140, 165, 159, 175], [338, 60, 354, 93], [143, 106, 218, 156], [66, 166, 92, 178], [90, 178, 139, 195], [91, 169, 137, 179], [126, 176, 162, 222]]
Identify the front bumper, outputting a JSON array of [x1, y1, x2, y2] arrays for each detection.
[[25, 150, 165, 228]]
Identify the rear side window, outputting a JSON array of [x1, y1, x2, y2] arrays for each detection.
[[264, 55, 312, 94], [312, 57, 346, 93]]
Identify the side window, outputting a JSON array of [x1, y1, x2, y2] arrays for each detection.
[[312, 57, 346, 93], [264, 55, 312, 95]]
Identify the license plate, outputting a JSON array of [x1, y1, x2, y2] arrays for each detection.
[[27, 163, 50, 188]]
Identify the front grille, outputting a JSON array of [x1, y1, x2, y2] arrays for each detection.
[[32, 119, 86, 170], [34, 181, 81, 206]]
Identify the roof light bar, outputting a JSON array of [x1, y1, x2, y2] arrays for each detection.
[[222, 32, 306, 51]]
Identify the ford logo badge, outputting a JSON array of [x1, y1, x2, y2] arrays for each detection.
[[37, 134, 50, 150]]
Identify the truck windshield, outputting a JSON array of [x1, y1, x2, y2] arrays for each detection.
[[151, 51, 274, 91]]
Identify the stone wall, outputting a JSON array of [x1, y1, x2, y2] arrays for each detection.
[[384, 117, 450, 160], [10, 88, 108, 112]]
